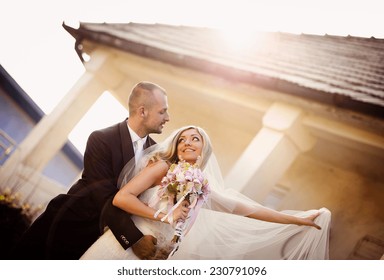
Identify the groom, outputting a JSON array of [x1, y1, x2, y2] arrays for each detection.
[[11, 81, 170, 259]]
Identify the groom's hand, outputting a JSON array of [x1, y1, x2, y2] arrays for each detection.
[[132, 235, 157, 259]]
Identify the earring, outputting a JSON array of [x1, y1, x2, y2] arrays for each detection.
[[196, 155, 202, 166]]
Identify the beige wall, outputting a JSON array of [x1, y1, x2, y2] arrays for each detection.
[[278, 153, 384, 259]]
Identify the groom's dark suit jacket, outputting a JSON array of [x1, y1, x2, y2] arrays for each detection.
[[11, 119, 156, 259]]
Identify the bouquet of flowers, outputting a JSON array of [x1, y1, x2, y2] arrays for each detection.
[[149, 159, 210, 257]]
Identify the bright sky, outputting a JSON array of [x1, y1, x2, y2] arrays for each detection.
[[1, 0, 383, 154]]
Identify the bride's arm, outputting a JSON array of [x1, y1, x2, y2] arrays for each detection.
[[246, 206, 321, 229], [209, 189, 321, 229], [113, 161, 187, 223]]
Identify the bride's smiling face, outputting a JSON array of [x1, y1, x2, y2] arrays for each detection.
[[177, 128, 203, 164]]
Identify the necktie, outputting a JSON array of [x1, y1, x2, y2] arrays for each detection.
[[134, 138, 144, 165]]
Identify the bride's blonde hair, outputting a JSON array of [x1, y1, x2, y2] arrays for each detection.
[[150, 125, 212, 169]]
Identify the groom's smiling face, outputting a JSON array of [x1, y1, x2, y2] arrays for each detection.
[[177, 128, 203, 164]]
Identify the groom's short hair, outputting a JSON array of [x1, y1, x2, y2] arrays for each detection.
[[128, 81, 167, 114]]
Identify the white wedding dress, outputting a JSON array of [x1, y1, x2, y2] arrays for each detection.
[[81, 142, 331, 260], [80, 185, 331, 260]]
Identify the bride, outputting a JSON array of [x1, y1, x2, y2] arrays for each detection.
[[81, 125, 331, 260]]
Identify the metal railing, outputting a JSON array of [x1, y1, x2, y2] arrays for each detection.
[[0, 129, 16, 162]]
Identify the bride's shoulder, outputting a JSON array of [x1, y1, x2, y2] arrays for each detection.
[[146, 160, 170, 174], [143, 160, 171, 186]]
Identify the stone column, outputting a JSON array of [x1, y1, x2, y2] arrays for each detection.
[[224, 102, 316, 203]]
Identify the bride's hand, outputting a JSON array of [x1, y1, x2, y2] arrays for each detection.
[[300, 211, 322, 230], [172, 200, 190, 222]]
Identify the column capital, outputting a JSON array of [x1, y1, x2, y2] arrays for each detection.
[[84, 48, 125, 90], [263, 102, 316, 152]]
